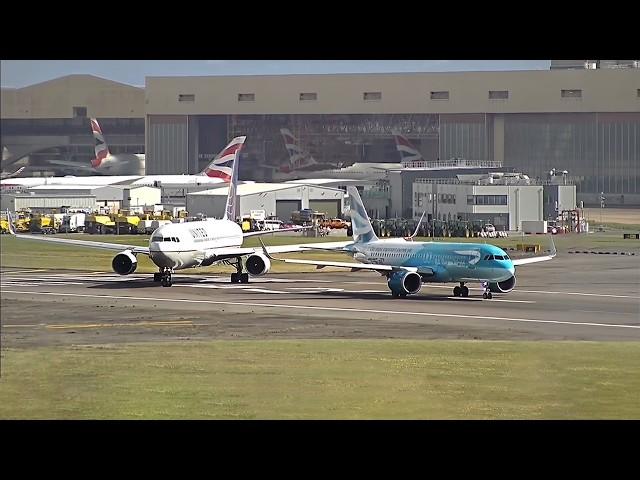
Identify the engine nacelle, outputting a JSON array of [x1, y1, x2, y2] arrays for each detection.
[[112, 250, 137, 275], [489, 275, 516, 293], [245, 253, 271, 276], [387, 271, 422, 296]]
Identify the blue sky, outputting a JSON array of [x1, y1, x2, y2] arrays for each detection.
[[0, 60, 551, 88]]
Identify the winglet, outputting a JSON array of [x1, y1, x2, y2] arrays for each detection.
[[407, 211, 426, 240], [549, 234, 557, 257], [6, 209, 17, 235], [258, 238, 275, 260]]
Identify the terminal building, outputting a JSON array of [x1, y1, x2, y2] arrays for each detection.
[[2, 64, 639, 210]]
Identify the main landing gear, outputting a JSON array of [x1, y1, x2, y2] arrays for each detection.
[[154, 268, 173, 287], [230, 257, 249, 284], [453, 282, 469, 298], [481, 282, 493, 300]]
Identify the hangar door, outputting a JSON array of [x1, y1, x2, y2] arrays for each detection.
[[276, 200, 301, 222], [309, 200, 340, 218]]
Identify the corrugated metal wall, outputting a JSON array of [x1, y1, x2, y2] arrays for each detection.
[[439, 114, 488, 161], [147, 115, 188, 174]]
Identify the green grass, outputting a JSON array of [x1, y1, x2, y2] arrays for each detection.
[[1, 340, 639, 419]]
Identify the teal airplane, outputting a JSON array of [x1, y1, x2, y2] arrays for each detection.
[[262, 186, 555, 299]]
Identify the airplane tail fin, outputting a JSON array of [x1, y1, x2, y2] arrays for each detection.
[[280, 128, 317, 171], [1, 166, 25, 180], [220, 136, 247, 221], [90, 118, 110, 168], [393, 131, 424, 163], [199, 136, 246, 180], [346, 186, 378, 244]]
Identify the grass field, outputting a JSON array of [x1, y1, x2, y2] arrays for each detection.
[[1, 340, 639, 419], [1, 232, 637, 273]]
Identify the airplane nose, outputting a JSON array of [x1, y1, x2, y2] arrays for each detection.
[[507, 262, 515, 276]]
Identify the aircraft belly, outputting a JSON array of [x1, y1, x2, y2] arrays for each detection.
[[150, 251, 202, 270]]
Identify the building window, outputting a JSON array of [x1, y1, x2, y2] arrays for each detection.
[[469, 195, 507, 205], [363, 92, 382, 101], [561, 89, 582, 98], [73, 106, 87, 117], [178, 94, 195, 102], [238, 93, 255, 102], [489, 90, 509, 100], [430, 91, 449, 100], [637, 89, 640, 97], [299, 92, 318, 101]]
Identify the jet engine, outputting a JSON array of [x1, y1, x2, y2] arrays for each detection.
[[245, 253, 271, 276], [488, 275, 516, 293], [112, 250, 137, 275], [387, 271, 422, 296]]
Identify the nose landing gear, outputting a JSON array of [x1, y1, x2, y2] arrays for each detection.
[[155, 268, 173, 287], [481, 282, 493, 299]]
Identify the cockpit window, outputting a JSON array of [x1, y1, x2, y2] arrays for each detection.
[[152, 236, 163, 242], [504, 254, 510, 260], [494, 255, 504, 260]]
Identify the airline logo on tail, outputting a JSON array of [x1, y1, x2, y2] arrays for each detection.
[[220, 136, 246, 221], [393, 132, 424, 163], [201, 137, 246, 181], [91, 118, 110, 168], [347, 186, 378, 244], [280, 129, 317, 172]]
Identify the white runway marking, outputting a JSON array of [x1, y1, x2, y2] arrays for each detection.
[[424, 284, 639, 299], [2, 290, 638, 331]]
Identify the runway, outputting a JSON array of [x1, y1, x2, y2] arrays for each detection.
[[1, 254, 639, 346]]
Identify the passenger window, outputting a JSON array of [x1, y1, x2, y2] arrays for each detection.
[[163, 237, 171, 242]]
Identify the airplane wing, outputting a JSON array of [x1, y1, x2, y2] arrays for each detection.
[[258, 239, 424, 274], [242, 226, 310, 238], [511, 255, 555, 266], [6, 218, 149, 254], [211, 241, 353, 258], [511, 235, 556, 266]]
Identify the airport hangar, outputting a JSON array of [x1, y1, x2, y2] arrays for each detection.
[[1, 64, 639, 216]]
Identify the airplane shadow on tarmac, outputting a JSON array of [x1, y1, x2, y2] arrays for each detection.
[[85, 277, 487, 302]]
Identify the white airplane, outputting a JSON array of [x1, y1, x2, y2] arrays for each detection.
[[260, 186, 556, 300], [0, 124, 243, 191], [44, 118, 145, 176], [6, 136, 325, 287], [269, 129, 402, 181]]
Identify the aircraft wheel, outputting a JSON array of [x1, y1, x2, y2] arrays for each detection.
[[482, 292, 488, 299], [487, 292, 492, 299], [240, 273, 249, 283], [231, 273, 239, 283], [453, 286, 461, 297], [461, 286, 469, 297]]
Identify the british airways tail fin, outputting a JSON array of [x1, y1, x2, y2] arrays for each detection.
[[90, 118, 110, 168], [280, 128, 317, 171], [200, 136, 246, 180], [220, 136, 247, 221], [346, 186, 378, 244], [393, 132, 424, 163]]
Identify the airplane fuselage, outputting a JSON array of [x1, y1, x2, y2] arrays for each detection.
[[351, 239, 515, 283], [148, 219, 244, 270]]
